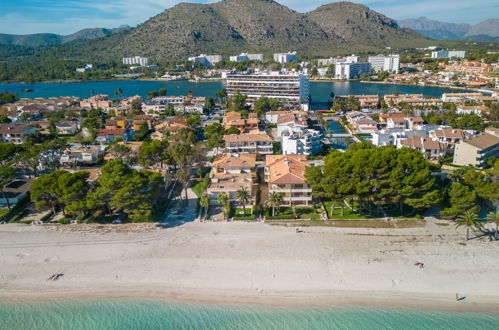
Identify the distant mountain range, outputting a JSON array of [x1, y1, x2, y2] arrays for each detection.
[[0, 26, 132, 47], [398, 17, 499, 42]]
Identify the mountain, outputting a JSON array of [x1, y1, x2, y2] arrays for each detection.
[[32, 0, 430, 62], [398, 17, 499, 41], [464, 19, 499, 40], [0, 27, 131, 47]]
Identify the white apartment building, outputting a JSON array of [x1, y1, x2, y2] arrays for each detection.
[[273, 52, 297, 64], [335, 62, 371, 79], [225, 72, 310, 110], [282, 129, 323, 156], [188, 54, 222, 66], [431, 50, 466, 59], [318, 55, 358, 66], [368, 54, 400, 73], [122, 56, 148, 66], [230, 53, 264, 62]]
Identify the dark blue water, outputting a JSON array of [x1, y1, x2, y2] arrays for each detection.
[[0, 80, 467, 106]]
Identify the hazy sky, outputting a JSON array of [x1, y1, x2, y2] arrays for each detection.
[[1, 0, 497, 35]]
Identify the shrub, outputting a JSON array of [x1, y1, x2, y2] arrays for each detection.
[[58, 217, 71, 224]]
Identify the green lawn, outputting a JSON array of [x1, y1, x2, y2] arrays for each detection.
[[192, 173, 210, 198], [322, 200, 422, 220], [267, 219, 426, 228], [231, 207, 256, 220], [265, 206, 320, 220]]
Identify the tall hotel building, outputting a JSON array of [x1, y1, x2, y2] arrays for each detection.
[[368, 54, 400, 73], [225, 72, 310, 110]]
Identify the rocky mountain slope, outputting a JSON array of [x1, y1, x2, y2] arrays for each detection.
[[0, 27, 131, 47], [399, 17, 499, 42]]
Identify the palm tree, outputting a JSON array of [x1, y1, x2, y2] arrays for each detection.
[[455, 211, 483, 241], [199, 195, 210, 221], [485, 210, 499, 240], [217, 192, 229, 220], [236, 188, 250, 215], [0, 165, 14, 211], [266, 192, 283, 217]]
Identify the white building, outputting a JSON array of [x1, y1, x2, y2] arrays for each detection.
[[282, 129, 323, 156], [122, 56, 148, 66], [225, 72, 310, 110], [188, 54, 222, 66], [431, 50, 466, 59], [335, 62, 371, 79], [368, 54, 400, 73], [230, 53, 264, 62], [318, 55, 358, 66], [273, 52, 297, 64]]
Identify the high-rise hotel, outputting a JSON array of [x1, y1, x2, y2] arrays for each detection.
[[225, 72, 310, 110]]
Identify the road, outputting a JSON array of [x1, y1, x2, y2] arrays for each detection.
[[159, 187, 199, 227]]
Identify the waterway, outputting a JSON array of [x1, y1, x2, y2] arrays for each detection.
[[1, 80, 468, 107]]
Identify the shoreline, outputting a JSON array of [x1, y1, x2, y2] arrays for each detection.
[[2, 287, 499, 312], [1, 220, 498, 314]]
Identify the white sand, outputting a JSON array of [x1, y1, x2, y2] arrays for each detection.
[[1, 219, 498, 311]]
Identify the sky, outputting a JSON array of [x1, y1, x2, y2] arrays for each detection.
[[1, 0, 497, 35]]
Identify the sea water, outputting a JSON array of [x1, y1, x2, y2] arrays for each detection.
[[0, 300, 498, 330]]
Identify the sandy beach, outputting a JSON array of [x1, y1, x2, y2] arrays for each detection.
[[1, 219, 498, 311]]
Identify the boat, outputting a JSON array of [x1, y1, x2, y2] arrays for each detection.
[[21, 88, 34, 92]]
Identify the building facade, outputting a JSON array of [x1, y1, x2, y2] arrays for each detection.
[[273, 52, 297, 63], [453, 132, 499, 168], [122, 57, 148, 66], [225, 72, 310, 110], [335, 62, 372, 79], [368, 54, 400, 73]]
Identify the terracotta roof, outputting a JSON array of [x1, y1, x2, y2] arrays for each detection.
[[224, 132, 272, 143], [401, 136, 446, 150], [212, 154, 256, 169], [464, 133, 499, 150], [266, 155, 308, 184], [0, 124, 30, 134], [277, 113, 307, 126], [96, 129, 125, 136], [433, 128, 470, 139], [207, 172, 254, 192]]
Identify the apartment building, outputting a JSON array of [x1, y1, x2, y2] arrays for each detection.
[[281, 129, 323, 156], [276, 112, 308, 136], [223, 112, 259, 133], [368, 54, 400, 73], [0, 124, 35, 144], [122, 56, 148, 66], [207, 154, 257, 206], [225, 72, 310, 110], [334, 62, 371, 79], [384, 94, 442, 107], [445, 61, 492, 75], [431, 50, 466, 59], [143, 96, 185, 112], [60, 146, 102, 166], [224, 132, 273, 154], [345, 111, 378, 133], [230, 53, 264, 62], [151, 119, 188, 140], [273, 52, 297, 63], [400, 136, 447, 159], [336, 94, 379, 108], [80, 95, 114, 110], [265, 155, 312, 206], [441, 93, 484, 103], [188, 54, 222, 66], [429, 128, 472, 147], [453, 131, 499, 168], [95, 129, 127, 144]]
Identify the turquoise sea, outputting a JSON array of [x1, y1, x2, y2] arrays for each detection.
[[1, 300, 498, 330]]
